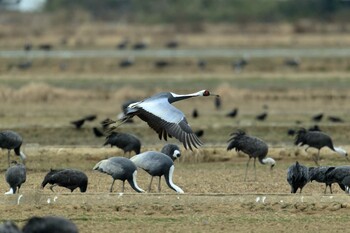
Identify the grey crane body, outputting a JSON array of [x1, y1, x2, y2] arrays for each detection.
[[287, 161, 309, 193], [93, 156, 144, 193], [227, 130, 275, 181], [41, 169, 88, 193], [5, 162, 26, 194], [22, 216, 78, 233], [0, 221, 21, 233], [308, 166, 336, 193], [131, 150, 184, 193], [115, 90, 218, 150], [0, 130, 26, 166], [103, 132, 141, 155], [325, 165, 350, 192], [295, 128, 348, 165]]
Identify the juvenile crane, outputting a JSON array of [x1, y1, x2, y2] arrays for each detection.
[[103, 132, 141, 155], [103, 90, 219, 150], [294, 128, 348, 165], [227, 130, 275, 181], [131, 144, 183, 193], [287, 161, 309, 193], [41, 169, 88, 193], [0, 130, 27, 167], [5, 161, 26, 195], [93, 156, 144, 193]]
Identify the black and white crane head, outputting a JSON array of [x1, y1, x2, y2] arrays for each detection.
[[93, 156, 144, 193], [160, 144, 181, 161], [22, 216, 78, 233], [287, 161, 309, 194], [0, 130, 27, 167], [294, 128, 348, 165], [103, 90, 219, 150], [5, 161, 26, 195], [131, 151, 184, 193], [227, 130, 276, 181], [41, 169, 88, 193]]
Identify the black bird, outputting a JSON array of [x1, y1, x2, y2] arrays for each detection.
[[192, 108, 199, 118], [132, 42, 147, 50], [160, 144, 181, 161], [194, 129, 204, 138], [38, 44, 52, 51], [233, 58, 248, 73], [92, 127, 104, 137], [214, 97, 221, 110], [0, 221, 21, 233], [325, 166, 350, 193], [0, 130, 27, 167], [17, 61, 32, 70], [103, 132, 141, 155], [154, 60, 169, 69], [328, 116, 344, 123], [5, 161, 26, 195], [41, 169, 88, 193], [116, 39, 128, 49], [255, 112, 268, 121], [22, 216, 78, 233], [312, 113, 324, 122], [308, 166, 336, 194], [287, 161, 309, 193], [294, 128, 348, 165], [308, 125, 321, 132], [284, 57, 300, 68], [165, 40, 178, 49], [84, 114, 97, 121], [94, 156, 144, 193], [131, 149, 184, 193], [197, 59, 207, 70], [70, 119, 85, 129], [104, 90, 218, 150], [227, 130, 276, 181], [119, 58, 134, 68], [287, 129, 296, 136], [226, 108, 238, 118]]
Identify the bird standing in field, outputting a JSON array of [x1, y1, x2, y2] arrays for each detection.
[[103, 90, 219, 150], [227, 130, 276, 181], [93, 157, 144, 193], [41, 169, 88, 193], [287, 161, 309, 193], [131, 144, 183, 193], [325, 165, 350, 193], [0, 130, 27, 167], [308, 166, 336, 194], [294, 128, 348, 166], [22, 216, 78, 233], [103, 132, 141, 155], [5, 161, 26, 195]]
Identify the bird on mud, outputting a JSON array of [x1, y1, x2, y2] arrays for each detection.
[[0, 130, 27, 167], [5, 161, 26, 195], [103, 132, 141, 155], [294, 128, 348, 166], [325, 165, 350, 194], [308, 166, 336, 194], [102, 90, 219, 150], [93, 156, 144, 193], [41, 169, 88, 193], [287, 161, 309, 194], [227, 130, 276, 181], [22, 216, 79, 233], [131, 144, 183, 193]]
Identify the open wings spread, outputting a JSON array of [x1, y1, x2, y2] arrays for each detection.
[[135, 100, 203, 150]]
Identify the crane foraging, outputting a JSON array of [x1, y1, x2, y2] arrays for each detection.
[[294, 128, 348, 166], [308, 166, 337, 194], [287, 161, 309, 193], [227, 130, 275, 181], [5, 161, 26, 195], [103, 90, 219, 150], [0, 130, 27, 167], [93, 157, 144, 193]]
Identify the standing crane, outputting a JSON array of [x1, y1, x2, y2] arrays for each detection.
[[93, 157, 144, 193], [227, 130, 276, 181], [308, 166, 336, 194], [294, 128, 348, 166], [0, 130, 27, 167], [5, 161, 26, 195], [103, 90, 219, 150]]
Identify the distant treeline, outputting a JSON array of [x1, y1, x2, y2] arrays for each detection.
[[45, 0, 350, 23]]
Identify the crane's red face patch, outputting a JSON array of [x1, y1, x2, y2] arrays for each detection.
[[203, 90, 210, 96]]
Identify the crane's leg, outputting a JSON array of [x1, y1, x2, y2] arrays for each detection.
[[244, 157, 251, 181], [49, 184, 57, 192], [158, 176, 162, 193], [110, 179, 116, 193], [7, 150, 11, 167], [313, 150, 320, 166], [329, 184, 333, 194], [121, 181, 125, 193], [253, 158, 257, 181], [324, 185, 327, 194], [148, 176, 154, 192]]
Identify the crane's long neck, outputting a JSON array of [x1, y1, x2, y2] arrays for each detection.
[[164, 165, 184, 193], [127, 171, 145, 193], [332, 147, 348, 157], [169, 91, 202, 103]]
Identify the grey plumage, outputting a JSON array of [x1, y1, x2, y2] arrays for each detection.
[[160, 144, 181, 161], [227, 130, 276, 181], [5, 162, 26, 194], [308, 166, 336, 193], [41, 169, 88, 193], [325, 165, 350, 193], [93, 157, 144, 193], [287, 161, 309, 193], [131, 150, 184, 193], [0, 221, 21, 233], [22, 216, 78, 233], [294, 128, 348, 165], [103, 132, 141, 155], [0, 130, 27, 167], [114, 90, 218, 150]]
